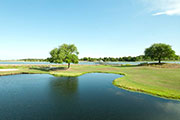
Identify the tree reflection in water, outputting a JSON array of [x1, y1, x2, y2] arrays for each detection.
[[50, 76, 79, 97]]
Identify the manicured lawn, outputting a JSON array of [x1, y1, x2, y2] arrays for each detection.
[[0, 64, 180, 100]]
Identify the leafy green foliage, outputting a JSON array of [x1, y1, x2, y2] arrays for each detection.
[[145, 43, 175, 63], [18, 59, 47, 62], [48, 44, 79, 68], [80, 55, 180, 62]]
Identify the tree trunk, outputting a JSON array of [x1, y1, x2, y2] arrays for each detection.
[[68, 63, 70, 69], [158, 58, 161, 64]]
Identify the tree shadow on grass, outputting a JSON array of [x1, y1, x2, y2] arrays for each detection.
[[29, 67, 68, 72], [29, 67, 50, 72], [49, 67, 69, 71], [111, 65, 139, 68], [139, 63, 166, 66]]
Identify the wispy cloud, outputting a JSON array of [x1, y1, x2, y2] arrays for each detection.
[[140, 0, 180, 16]]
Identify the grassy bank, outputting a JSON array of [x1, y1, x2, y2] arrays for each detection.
[[0, 64, 180, 100]]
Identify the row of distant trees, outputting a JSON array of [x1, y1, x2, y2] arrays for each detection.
[[18, 59, 48, 62], [80, 55, 180, 62], [19, 54, 180, 63]]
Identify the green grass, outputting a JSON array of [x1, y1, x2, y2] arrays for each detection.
[[0, 64, 180, 100]]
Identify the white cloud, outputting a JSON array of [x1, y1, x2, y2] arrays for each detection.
[[140, 0, 180, 16]]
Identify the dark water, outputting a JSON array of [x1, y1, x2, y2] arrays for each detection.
[[0, 73, 180, 120]]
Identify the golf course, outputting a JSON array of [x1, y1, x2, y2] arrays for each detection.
[[1, 0, 180, 119]]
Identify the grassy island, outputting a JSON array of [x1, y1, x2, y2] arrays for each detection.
[[0, 64, 180, 100]]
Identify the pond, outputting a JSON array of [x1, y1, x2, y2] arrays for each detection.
[[0, 73, 180, 120]]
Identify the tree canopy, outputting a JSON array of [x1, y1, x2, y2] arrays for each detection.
[[144, 43, 175, 63], [48, 44, 79, 68]]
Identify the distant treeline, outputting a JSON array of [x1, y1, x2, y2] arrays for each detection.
[[80, 55, 180, 62], [18, 59, 48, 62], [18, 55, 180, 62]]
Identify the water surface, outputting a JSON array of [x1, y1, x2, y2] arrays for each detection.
[[0, 73, 180, 120]]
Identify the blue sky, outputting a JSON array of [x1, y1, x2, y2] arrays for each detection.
[[0, 0, 179, 59]]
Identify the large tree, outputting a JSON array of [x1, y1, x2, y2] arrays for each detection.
[[49, 44, 79, 68], [145, 43, 175, 64]]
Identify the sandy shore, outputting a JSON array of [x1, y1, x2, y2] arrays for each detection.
[[0, 69, 19, 71]]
